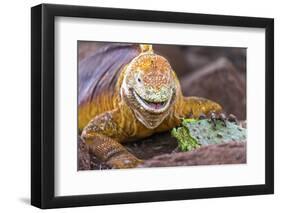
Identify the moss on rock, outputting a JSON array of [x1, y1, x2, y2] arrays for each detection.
[[171, 119, 246, 152]]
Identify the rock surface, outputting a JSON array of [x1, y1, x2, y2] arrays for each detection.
[[139, 142, 246, 168], [181, 58, 246, 120], [182, 46, 246, 73], [78, 130, 246, 170]]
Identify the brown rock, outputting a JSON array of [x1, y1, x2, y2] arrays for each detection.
[[181, 58, 246, 120], [183, 46, 246, 73], [78, 137, 91, 170], [139, 142, 246, 168]]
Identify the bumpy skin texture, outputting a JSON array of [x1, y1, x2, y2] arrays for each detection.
[[79, 44, 222, 169]]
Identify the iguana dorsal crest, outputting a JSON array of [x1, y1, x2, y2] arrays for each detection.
[[140, 44, 153, 54]]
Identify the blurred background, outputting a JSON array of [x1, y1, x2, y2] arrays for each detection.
[[78, 42, 246, 120]]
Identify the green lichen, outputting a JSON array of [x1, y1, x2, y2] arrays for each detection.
[[171, 119, 246, 152], [171, 127, 200, 151]]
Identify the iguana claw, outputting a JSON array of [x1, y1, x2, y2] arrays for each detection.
[[210, 112, 228, 128]]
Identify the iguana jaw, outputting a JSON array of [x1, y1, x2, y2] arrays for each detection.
[[121, 84, 176, 129], [133, 89, 172, 113]]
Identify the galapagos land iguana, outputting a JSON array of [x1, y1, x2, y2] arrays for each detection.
[[79, 44, 222, 169]]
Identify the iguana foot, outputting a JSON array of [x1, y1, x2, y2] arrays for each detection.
[[81, 109, 144, 169], [83, 133, 143, 169], [210, 112, 227, 127], [201, 112, 237, 129]]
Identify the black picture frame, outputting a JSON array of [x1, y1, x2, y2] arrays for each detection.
[[31, 3, 274, 209]]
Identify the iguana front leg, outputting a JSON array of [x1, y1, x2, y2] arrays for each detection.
[[81, 109, 142, 169], [180, 96, 222, 118]]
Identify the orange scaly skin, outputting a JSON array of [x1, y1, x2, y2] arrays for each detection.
[[79, 44, 222, 169]]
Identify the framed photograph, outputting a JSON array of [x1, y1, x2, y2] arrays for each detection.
[[31, 3, 274, 209]]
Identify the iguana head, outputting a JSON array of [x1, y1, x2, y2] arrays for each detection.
[[121, 45, 177, 129]]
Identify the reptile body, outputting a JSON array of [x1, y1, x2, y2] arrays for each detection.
[[79, 44, 222, 168]]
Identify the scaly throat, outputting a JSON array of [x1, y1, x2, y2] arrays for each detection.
[[133, 108, 171, 129]]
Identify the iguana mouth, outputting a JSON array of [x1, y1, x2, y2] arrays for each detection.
[[133, 90, 170, 112]]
